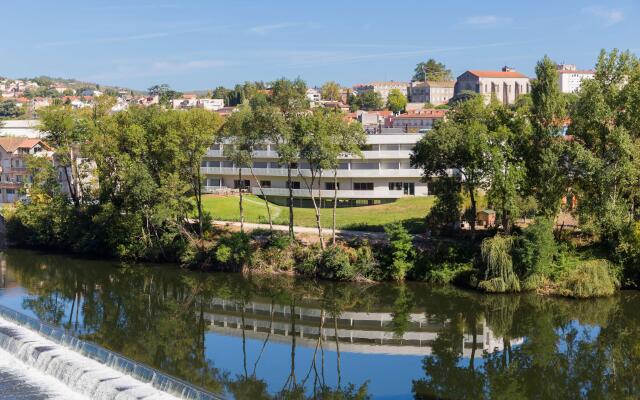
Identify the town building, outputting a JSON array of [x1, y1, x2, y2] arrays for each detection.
[[455, 67, 530, 105], [353, 81, 409, 103], [0, 137, 52, 203], [199, 112, 445, 206], [557, 64, 594, 93], [390, 109, 447, 132], [408, 81, 455, 105], [0, 120, 44, 139]]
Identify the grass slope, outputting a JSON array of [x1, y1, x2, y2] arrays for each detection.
[[202, 194, 434, 232]]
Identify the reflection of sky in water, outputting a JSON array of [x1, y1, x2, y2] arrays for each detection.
[[205, 332, 424, 399]]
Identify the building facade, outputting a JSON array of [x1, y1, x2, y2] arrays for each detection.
[[455, 67, 530, 105], [353, 81, 409, 103], [200, 129, 434, 206], [557, 64, 594, 93], [390, 109, 447, 132], [0, 137, 52, 203], [408, 81, 455, 105]]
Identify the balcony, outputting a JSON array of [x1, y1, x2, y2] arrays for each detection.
[[200, 166, 422, 178], [250, 187, 404, 199]]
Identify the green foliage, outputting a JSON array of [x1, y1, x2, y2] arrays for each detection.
[[479, 235, 520, 292], [0, 100, 25, 118], [350, 91, 383, 111], [318, 245, 356, 280], [383, 222, 416, 280], [412, 58, 452, 82], [513, 217, 558, 279], [414, 241, 475, 284], [558, 260, 619, 298], [320, 81, 341, 101], [213, 232, 252, 271], [426, 177, 462, 232], [386, 88, 408, 113]]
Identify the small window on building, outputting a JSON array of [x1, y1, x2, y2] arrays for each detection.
[[16, 175, 22, 183], [325, 182, 340, 190], [286, 181, 301, 189], [234, 180, 250, 189], [354, 182, 374, 191], [260, 180, 271, 188], [388, 182, 403, 191]]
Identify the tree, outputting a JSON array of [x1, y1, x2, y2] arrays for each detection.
[[269, 78, 309, 238], [413, 58, 452, 82], [0, 100, 24, 118], [293, 110, 337, 248], [148, 84, 182, 107], [411, 95, 492, 238], [328, 115, 366, 244], [350, 91, 383, 111], [568, 49, 640, 248], [176, 109, 223, 237], [222, 106, 253, 233], [386, 89, 408, 113], [526, 55, 571, 217], [320, 81, 341, 101]]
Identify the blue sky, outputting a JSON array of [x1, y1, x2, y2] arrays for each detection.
[[1, 0, 638, 91]]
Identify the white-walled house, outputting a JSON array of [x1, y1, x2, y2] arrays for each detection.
[[0, 137, 52, 203], [557, 64, 594, 93]]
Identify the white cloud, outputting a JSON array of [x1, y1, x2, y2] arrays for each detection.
[[582, 6, 624, 26], [246, 23, 297, 35], [462, 15, 511, 26], [37, 32, 169, 48]]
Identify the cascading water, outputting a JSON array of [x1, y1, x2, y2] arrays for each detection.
[[0, 306, 221, 400]]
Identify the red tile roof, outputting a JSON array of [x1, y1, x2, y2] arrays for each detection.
[[394, 109, 447, 119], [467, 70, 528, 79], [0, 137, 49, 153]]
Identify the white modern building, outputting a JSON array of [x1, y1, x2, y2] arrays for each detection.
[[200, 128, 433, 207], [557, 64, 594, 93]]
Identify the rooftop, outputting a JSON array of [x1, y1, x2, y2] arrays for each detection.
[[465, 70, 529, 79]]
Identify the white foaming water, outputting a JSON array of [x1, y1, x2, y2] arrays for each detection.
[[0, 346, 89, 399], [0, 317, 180, 400]]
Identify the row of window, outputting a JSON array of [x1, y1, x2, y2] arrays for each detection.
[[215, 180, 379, 191]]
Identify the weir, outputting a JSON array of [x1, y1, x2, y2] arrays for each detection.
[[0, 305, 222, 400]]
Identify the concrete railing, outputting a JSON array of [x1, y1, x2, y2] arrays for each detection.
[[200, 167, 422, 178]]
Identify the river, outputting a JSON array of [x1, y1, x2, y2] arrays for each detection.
[[0, 249, 638, 399]]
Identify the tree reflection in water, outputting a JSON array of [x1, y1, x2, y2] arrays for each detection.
[[1, 249, 639, 399]]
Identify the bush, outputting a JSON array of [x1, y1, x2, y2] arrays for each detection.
[[318, 245, 356, 280], [413, 241, 474, 284], [513, 217, 558, 279], [478, 235, 520, 292], [212, 232, 252, 271], [558, 259, 619, 298], [383, 222, 416, 281]]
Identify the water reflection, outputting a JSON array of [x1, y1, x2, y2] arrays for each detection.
[[0, 249, 639, 399]]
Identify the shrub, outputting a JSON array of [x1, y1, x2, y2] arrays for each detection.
[[383, 222, 416, 281], [479, 235, 520, 292], [212, 232, 252, 270], [513, 217, 558, 279], [293, 244, 322, 277], [558, 259, 619, 298], [318, 245, 356, 280]]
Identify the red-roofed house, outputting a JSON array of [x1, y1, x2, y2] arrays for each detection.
[[556, 64, 594, 93], [455, 67, 530, 105], [390, 109, 447, 132], [0, 137, 52, 202]]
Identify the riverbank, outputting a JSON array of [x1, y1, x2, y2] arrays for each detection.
[[1, 248, 639, 399]]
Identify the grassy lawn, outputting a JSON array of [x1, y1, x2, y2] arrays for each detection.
[[202, 194, 435, 233]]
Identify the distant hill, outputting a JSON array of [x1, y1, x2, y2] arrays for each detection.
[[1, 75, 145, 96]]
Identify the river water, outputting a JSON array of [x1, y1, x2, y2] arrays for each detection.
[[0, 249, 638, 399]]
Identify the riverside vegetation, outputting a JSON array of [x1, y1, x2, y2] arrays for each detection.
[[4, 50, 640, 298]]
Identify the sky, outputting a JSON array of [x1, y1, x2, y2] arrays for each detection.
[[1, 0, 639, 91]]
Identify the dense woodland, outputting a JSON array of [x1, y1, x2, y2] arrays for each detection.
[[5, 50, 640, 298]]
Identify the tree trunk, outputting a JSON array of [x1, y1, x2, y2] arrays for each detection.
[[239, 168, 244, 233], [332, 169, 338, 245], [287, 164, 294, 238], [502, 207, 511, 235], [250, 166, 273, 232], [299, 166, 323, 249], [468, 187, 477, 240], [196, 164, 203, 237]]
